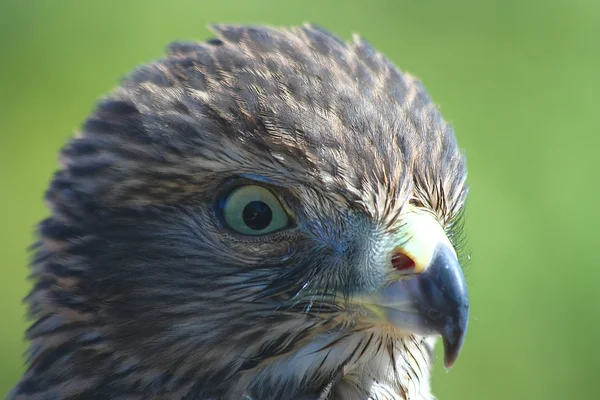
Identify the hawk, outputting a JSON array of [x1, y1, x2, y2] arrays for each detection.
[[9, 25, 469, 400]]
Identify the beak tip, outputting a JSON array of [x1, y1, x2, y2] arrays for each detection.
[[442, 336, 463, 368], [442, 318, 468, 368]]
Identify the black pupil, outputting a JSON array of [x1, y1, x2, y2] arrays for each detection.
[[242, 201, 273, 230]]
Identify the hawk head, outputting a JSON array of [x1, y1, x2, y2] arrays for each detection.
[[11, 25, 469, 400]]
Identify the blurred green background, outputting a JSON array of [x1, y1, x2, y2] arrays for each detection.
[[1, 0, 599, 398]]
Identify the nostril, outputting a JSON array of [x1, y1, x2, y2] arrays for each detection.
[[391, 250, 416, 272]]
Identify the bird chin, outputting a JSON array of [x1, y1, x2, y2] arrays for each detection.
[[246, 319, 435, 400]]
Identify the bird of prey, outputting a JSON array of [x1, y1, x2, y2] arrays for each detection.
[[9, 25, 469, 400]]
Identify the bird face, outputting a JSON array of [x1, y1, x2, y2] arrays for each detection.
[[12, 25, 469, 400]]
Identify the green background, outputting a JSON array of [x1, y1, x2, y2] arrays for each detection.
[[1, 0, 598, 398]]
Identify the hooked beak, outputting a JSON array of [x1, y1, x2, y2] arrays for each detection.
[[360, 210, 469, 368]]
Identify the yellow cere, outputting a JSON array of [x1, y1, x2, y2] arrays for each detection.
[[395, 208, 457, 273]]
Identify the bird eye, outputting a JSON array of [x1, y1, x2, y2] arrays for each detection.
[[221, 185, 290, 235]]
